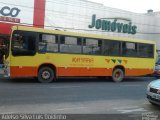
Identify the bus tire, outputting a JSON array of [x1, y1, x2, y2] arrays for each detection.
[[38, 66, 55, 83], [112, 68, 124, 82]]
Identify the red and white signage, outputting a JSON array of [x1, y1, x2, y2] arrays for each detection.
[[0, 0, 45, 34]]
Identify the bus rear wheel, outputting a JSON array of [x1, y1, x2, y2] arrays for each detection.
[[38, 67, 55, 83], [112, 68, 124, 82]]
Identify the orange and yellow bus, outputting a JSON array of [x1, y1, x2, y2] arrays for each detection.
[[2, 26, 156, 82]]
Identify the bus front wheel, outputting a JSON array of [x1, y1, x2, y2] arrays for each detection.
[[38, 67, 55, 83], [112, 68, 124, 82]]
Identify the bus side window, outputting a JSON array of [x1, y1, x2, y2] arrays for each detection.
[[60, 36, 82, 54], [39, 34, 47, 53], [122, 42, 137, 57], [139, 43, 154, 58], [12, 31, 37, 56], [102, 40, 120, 56], [28, 36, 36, 51], [83, 38, 102, 55], [39, 34, 58, 53]]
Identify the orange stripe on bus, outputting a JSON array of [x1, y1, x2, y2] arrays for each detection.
[[57, 67, 112, 76], [10, 66, 153, 78], [10, 67, 37, 77], [57, 68, 153, 77], [125, 68, 153, 76]]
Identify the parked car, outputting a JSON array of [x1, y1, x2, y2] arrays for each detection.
[[147, 79, 160, 105]]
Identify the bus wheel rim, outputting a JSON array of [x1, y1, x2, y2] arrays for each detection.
[[42, 71, 50, 80], [115, 72, 121, 79]]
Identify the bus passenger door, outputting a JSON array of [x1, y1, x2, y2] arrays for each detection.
[[10, 31, 38, 77]]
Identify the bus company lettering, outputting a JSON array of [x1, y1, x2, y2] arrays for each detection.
[[88, 14, 137, 34], [72, 57, 94, 63]]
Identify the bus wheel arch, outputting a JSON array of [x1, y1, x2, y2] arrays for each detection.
[[37, 64, 56, 83], [112, 66, 125, 82]]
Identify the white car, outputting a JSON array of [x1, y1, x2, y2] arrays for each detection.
[[147, 80, 160, 105]]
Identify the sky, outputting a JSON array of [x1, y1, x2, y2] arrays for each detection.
[[88, 0, 160, 13]]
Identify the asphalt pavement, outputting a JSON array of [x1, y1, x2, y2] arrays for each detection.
[[0, 77, 159, 120]]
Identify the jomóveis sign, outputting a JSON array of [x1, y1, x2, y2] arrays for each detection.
[[88, 14, 137, 35]]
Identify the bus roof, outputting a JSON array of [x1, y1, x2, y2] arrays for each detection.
[[12, 26, 156, 44]]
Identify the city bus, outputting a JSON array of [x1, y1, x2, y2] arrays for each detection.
[[1, 26, 156, 82]]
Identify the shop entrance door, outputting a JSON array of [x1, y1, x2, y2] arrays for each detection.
[[0, 35, 9, 77]]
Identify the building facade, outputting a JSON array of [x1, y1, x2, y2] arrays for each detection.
[[0, 0, 160, 49]]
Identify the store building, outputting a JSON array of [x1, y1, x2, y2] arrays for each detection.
[[0, 0, 160, 49]]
